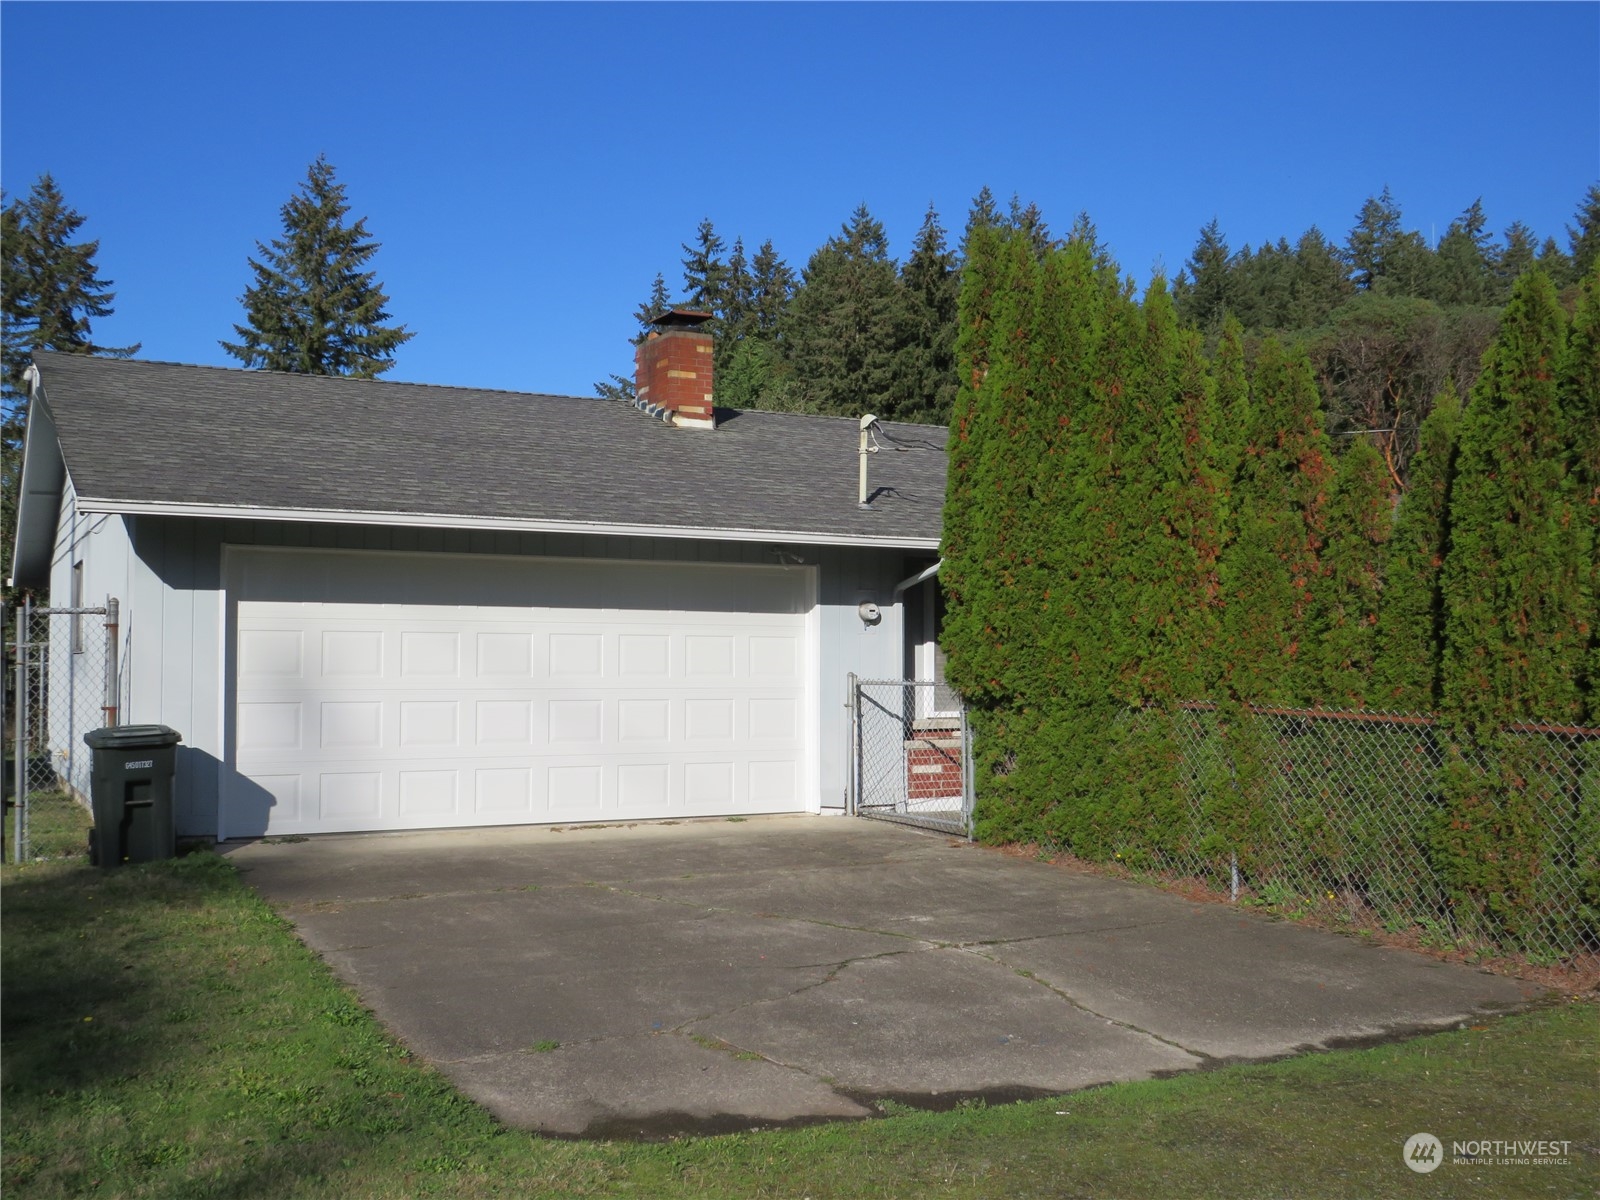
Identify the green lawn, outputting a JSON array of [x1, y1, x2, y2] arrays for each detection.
[[3, 797, 1595, 1199]]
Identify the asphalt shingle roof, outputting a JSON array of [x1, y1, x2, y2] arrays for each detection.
[[35, 353, 946, 545]]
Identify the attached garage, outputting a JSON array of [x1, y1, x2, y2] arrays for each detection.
[[227, 548, 816, 836]]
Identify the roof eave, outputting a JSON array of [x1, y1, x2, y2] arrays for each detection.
[[9, 367, 67, 591], [68, 496, 942, 552]]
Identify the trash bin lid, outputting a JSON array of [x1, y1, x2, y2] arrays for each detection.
[[83, 725, 183, 750]]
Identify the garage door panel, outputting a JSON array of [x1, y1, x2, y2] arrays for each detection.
[[231, 552, 811, 835]]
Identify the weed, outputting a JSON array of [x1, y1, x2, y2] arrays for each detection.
[[528, 1039, 560, 1053]]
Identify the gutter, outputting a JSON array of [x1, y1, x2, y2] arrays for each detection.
[[68, 496, 942, 552]]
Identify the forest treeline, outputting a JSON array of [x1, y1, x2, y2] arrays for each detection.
[[618, 183, 1600, 487]]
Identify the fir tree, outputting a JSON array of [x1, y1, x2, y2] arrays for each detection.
[[680, 218, 728, 318], [750, 239, 796, 339], [1491, 222, 1539, 303], [221, 157, 411, 377], [592, 274, 673, 401], [1345, 187, 1406, 292], [1373, 384, 1461, 711], [2, 176, 138, 592], [1174, 218, 1235, 330], [3, 175, 139, 399], [1567, 183, 1600, 280], [1429, 199, 1493, 307], [896, 204, 959, 423], [778, 204, 905, 418], [1286, 227, 1354, 329], [1440, 270, 1584, 730], [962, 186, 1003, 247]]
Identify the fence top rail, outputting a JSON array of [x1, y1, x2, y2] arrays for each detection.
[[856, 678, 949, 687], [28, 606, 110, 616], [1174, 700, 1599, 738]]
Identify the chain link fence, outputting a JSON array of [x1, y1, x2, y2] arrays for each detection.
[[850, 677, 973, 837], [1110, 703, 1599, 964], [5, 601, 118, 862]]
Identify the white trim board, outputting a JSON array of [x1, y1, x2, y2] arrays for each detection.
[[76, 497, 941, 552]]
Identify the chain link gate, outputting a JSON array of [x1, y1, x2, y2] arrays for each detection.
[[4, 598, 120, 862], [848, 676, 974, 838]]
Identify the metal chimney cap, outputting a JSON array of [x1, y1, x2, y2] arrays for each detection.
[[646, 308, 715, 331]]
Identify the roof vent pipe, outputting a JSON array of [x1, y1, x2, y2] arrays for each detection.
[[858, 414, 879, 507]]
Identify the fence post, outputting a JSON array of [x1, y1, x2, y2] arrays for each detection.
[[845, 672, 858, 815], [103, 597, 120, 728], [960, 700, 975, 841], [1230, 853, 1239, 903], [14, 597, 30, 863]]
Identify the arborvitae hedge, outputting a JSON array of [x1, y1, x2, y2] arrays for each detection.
[[942, 257, 1598, 956], [1315, 435, 1391, 707], [1373, 384, 1461, 711], [1440, 270, 1585, 732]]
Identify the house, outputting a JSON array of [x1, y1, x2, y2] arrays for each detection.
[[9, 311, 951, 839]]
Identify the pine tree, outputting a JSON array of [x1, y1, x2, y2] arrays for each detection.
[[1373, 384, 1461, 711], [1440, 270, 1584, 730], [1314, 437, 1391, 707], [221, 157, 411, 377], [2, 176, 138, 593]]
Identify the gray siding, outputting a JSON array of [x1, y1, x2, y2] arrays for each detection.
[[66, 512, 919, 837]]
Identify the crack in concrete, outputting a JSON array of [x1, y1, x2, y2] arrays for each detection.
[[961, 945, 1208, 1063], [951, 915, 1186, 948]]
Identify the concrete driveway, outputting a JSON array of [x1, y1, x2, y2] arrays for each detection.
[[230, 816, 1541, 1137]]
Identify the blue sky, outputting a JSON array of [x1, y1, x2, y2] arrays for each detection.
[[3, 2, 1597, 399]]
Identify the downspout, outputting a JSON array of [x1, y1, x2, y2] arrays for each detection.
[[893, 559, 942, 596]]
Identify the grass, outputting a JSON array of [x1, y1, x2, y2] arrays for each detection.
[[2, 796, 1596, 1199], [2, 788, 93, 862]]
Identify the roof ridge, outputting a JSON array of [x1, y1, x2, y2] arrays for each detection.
[[34, 351, 592, 404], [34, 351, 950, 433]]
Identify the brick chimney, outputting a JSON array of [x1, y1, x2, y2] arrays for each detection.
[[634, 308, 716, 429]]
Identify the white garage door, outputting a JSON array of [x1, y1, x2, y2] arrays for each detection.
[[226, 549, 813, 836]]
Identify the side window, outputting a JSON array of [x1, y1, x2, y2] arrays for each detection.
[[71, 561, 84, 653]]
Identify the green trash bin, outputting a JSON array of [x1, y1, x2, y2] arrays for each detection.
[[83, 725, 182, 867]]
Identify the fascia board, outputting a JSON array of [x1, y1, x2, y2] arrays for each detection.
[[69, 496, 943, 552], [8, 373, 67, 590]]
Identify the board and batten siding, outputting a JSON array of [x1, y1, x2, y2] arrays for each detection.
[[50, 499, 918, 838]]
